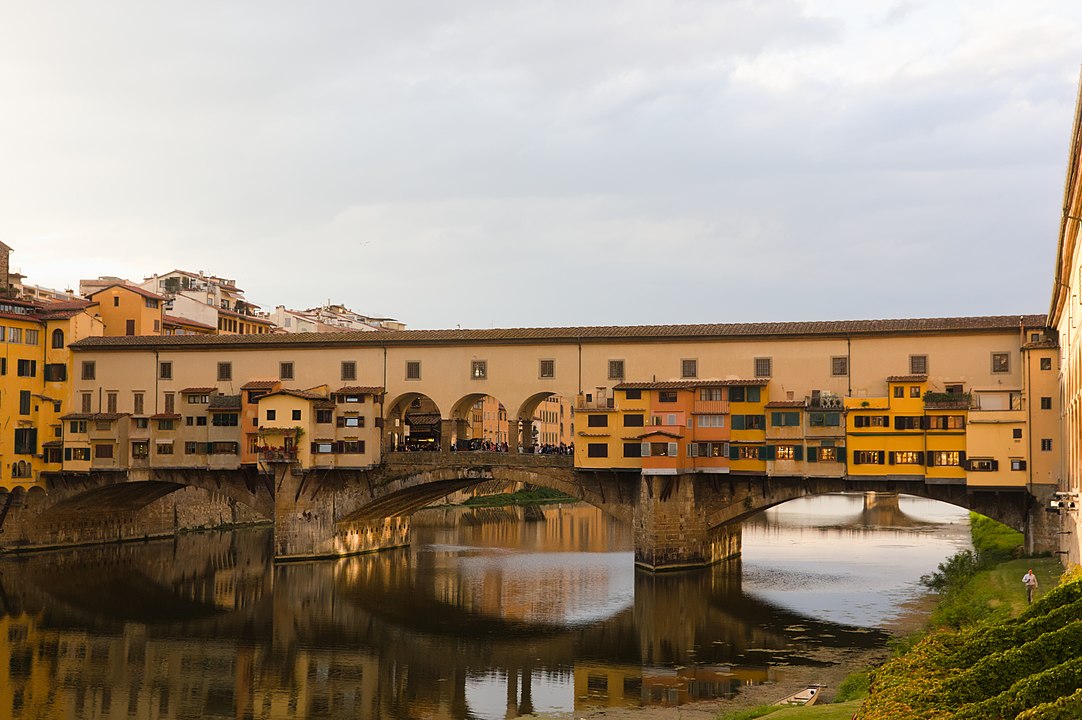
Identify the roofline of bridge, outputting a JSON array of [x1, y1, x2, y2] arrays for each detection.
[[68, 314, 1049, 352]]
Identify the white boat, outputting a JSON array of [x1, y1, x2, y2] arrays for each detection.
[[775, 685, 823, 706]]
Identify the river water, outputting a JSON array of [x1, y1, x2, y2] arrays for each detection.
[[0, 493, 970, 719]]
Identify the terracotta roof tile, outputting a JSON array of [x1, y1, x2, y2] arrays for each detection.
[[241, 380, 279, 390], [163, 314, 217, 331], [765, 401, 806, 408], [614, 379, 766, 390], [259, 389, 327, 401], [886, 375, 928, 382], [68, 314, 1049, 351], [208, 394, 242, 410], [150, 413, 181, 420], [180, 387, 217, 394], [60, 412, 130, 420], [335, 386, 384, 395], [86, 283, 166, 302]]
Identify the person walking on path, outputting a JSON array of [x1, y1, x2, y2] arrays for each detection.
[[1023, 568, 1039, 603]]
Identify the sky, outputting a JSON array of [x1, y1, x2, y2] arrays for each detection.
[[2, 1, 1081, 330]]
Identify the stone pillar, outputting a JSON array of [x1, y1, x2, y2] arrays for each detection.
[[440, 419, 454, 452], [634, 473, 738, 570], [1026, 484, 1061, 555], [520, 419, 534, 452]]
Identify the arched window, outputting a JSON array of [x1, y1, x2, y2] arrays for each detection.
[[52, 328, 65, 348]]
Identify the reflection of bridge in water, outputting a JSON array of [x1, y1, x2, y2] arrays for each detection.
[[0, 524, 890, 719]]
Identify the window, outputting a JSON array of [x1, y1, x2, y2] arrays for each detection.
[[406, 361, 421, 380], [266, 409, 277, 421], [624, 389, 641, 400], [699, 388, 724, 401], [831, 357, 848, 376], [95, 420, 112, 431], [336, 416, 365, 428], [931, 451, 961, 467], [1040, 357, 1052, 370], [125, 319, 135, 336], [689, 441, 728, 458], [754, 357, 772, 378], [159, 361, 172, 380], [19, 390, 30, 415], [623, 414, 645, 427], [94, 444, 114, 459], [738, 446, 760, 460], [155, 443, 174, 455], [775, 445, 796, 460], [280, 362, 294, 380], [771, 411, 800, 427], [1041, 439, 1053, 451], [893, 386, 905, 398], [587, 443, 608, 458], [853, 415, 889, 428], [291, 409, 302, 421], [729, 387, 745, 402], [732, 414, 764, 430], [164, 393, 175, 413], [658, 391, 677, 403], [70, 420, 87, 433], [133, 393, 144, 415], [341, 361, 357, 381], [14, 428, 37, 454], [112, 296, 120, 307], [808, 412, 841, 427], [607, 360, 625, 380], [539, 359, 555, 378], [16, 359, 36, 377], [817, 446, 838, 462], [7, 327, 21, 343], [910, 355, 928, 374], [51, 329, 65, 348], [969, 458, 998, 471], [184, 442, 204, 455], [587, 415, 609, 427], [316, 409, 333, 424], [623, 443, 642, 458], [927, 415, 965, 430], [1010, 459, 1027, 471], [1012, 428, 1023, 439], [212, 413, 238, 426], [107, 392, 117, 413], [698, 415, 725, 428], [217, 362, 232, 381], [81, 393, 92, 413], [134, 418, 148, 429], [341, 441, 365, 454], [1040, 397, 1052, 410], [471, 360, 487, 379], [945, 384, 964, 395], [991, 352, 1010, 374], [893, 451, 924, 464], [25, 329, 39, 345], [186, 393, 209, 404], [681, 359, 697, 378], [131, 441, 149, 459], [910, 386, 921, 398], [853, 450, 885, 465], [157, 419, 175, 430], [894, 416, 923, 430]]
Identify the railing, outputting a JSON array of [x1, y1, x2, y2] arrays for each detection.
[[806, 394, 843, 409], [923, 392, 973, 410], [692, 400, 729, 414], [258, 449, 298, 463], [575, 398, 616, 411]]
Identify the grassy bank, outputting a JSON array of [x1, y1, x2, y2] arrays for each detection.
[[718, 514, 1076, 720], [461, 486, 576, 507]]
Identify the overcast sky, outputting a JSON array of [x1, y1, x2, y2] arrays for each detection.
[[2, 2, 1080, 329]]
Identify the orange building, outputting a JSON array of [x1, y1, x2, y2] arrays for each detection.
[[85, 284, 165, 336]]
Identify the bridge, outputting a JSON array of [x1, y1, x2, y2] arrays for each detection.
[[0, 314, 1061, 566]]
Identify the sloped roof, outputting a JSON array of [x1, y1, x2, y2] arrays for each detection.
[[68, 314, 1049, 351]]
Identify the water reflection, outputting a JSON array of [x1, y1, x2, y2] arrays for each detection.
[[0, 494, 966, 719]]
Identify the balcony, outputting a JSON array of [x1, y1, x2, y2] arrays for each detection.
[[576, 397, 616, 412], [923, 392, 973, 410], [807, 392, 843, 410], [258, 448, 298, 463], [692, 400, 729, 415]]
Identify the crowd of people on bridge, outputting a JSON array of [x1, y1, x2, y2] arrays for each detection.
[[389, 440, 574, 455]]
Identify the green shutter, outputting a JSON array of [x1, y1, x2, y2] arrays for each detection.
[[759, 445, 769, 460], [808, 447, 818, 462], [794, 445, 804, 461], [878, 450, 886, 464], [838, 447, 846, 462], [771, 412, 782, 426], [764, 444, 775, 460], [747, 387, 761, 402], [827, 412, 840, 426], [729, 444, 740, 460], [732, 415, 746, 430]]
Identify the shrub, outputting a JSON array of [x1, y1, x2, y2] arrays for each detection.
[[1015, 687, 1082, 720], [920, 550, 979, 593], [835, 670, 871, 701], [950, 656, 1082, 720]]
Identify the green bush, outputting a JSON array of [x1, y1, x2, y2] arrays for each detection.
[[944, 594, 1082, 668], [969, 513, 1023, 560], [951, 656, 1082, 720], [835, 670, 871, 701], [1015, 687, 1082, 720], [920, 549, 980, 593]]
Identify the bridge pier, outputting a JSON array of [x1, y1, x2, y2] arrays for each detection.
[[634, 474, 741, 571]]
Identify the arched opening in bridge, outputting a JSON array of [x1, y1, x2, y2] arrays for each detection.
[[450, 393, 511, 451], [517, 392, 575, 454], [385, 392, 444, 452]]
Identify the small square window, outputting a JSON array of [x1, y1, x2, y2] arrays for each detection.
[[292, 409, 301, 421], [831, 357, 848, 376], [1012, 428, 1023, 439], [266, 409, 276, 421], [991, 352, 1010, 374], [159, 361, 172, 380], [341, 361, 357, 381], [608, 359, 625, 381], [910, 355, 928, 374], [1040, 396, 1052, 410], [539, 359, 555, 378], [217, 362, 232, 381], [81, 361, 96, 380], [406, 361, 421, 380], [1011, 459, 1027, 471], [681, 359, 697, 379], [1040, 357, 1052, 370], [280, 362, 294, 380], [894, 386, 904, 398], [754, 357, 772, 378], [1041, 438, 1053, 451], [471, 360, 487, 379], [910, 386, 921, 398]]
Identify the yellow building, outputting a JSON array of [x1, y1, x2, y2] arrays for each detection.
[[85, 283, 165, 336]]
